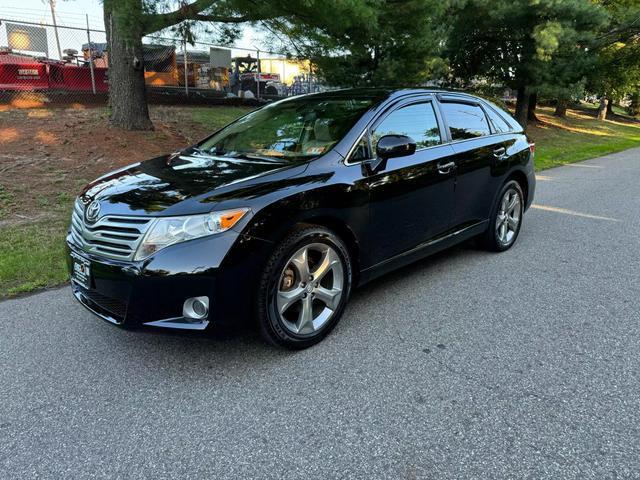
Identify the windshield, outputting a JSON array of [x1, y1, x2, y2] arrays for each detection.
[[197, 96, 376, 163]]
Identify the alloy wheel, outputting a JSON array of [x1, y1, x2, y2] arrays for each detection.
[[276, 243, 344, 335], [496, 188, 522, 246]]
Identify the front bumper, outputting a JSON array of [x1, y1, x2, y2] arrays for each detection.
[[66, 229, 272, 330]]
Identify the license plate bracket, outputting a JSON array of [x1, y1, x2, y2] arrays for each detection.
[[71, 252, 91, 290]]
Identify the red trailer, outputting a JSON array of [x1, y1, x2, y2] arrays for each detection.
[[0, 51, 49, 90], [48, 63, 108, 92], [0, 50, 108, 93]]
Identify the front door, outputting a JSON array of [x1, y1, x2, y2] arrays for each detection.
[[364, 100, 457, 265]]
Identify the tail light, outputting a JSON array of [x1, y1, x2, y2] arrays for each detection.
[[529, 142, 536, 155]]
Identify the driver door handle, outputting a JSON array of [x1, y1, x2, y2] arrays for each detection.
[[493, 147, 507, 159], [437, 161, 456, 174]]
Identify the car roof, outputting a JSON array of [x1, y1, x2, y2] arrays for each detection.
[[299, 87, 479, 100], [306, 87, 522, 131]]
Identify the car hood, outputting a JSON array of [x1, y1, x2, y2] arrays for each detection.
[[80, 152, 310, 217]]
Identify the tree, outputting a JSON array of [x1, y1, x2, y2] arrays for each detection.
[[444, 0, 607, 128], [272, 0, 446, 87], [628, 90, 640, 116], [103, 0, 370, 130], [586, 1, 640, 120], [536, 33, 596, 118]]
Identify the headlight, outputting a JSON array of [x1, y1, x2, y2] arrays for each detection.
[[134, 208, 249, 261]]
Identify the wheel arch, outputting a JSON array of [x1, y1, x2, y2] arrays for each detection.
[[241, 182, 367, 281], [485, 167, 529, 230], [296, 215, 361, 278], [505, 168, 529, 206]]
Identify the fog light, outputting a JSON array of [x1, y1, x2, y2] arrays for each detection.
[[183, 296, 209, 321]]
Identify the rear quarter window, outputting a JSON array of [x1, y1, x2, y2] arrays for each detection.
[[484, 106, 512, 133], [441, 102, 491, 140], [484, 100, 523, 133]]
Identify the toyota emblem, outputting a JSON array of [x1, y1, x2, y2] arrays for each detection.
[[85, 200, 101, 223]]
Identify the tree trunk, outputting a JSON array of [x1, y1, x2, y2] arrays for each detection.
[[104, 2, 154, 131], [629, 92, 640, 117], [554, 98, 568, 117], [606, 98, 614, 118], [514, 86, 529, 129], [596, 97, 608, 121], [527, 92, 538, 122]]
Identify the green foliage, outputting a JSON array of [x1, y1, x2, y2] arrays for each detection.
[[588, 41, 640, 99], [585, 1, 640, 100], [267, 0, 447, 87], [444, 0, 607, 93]]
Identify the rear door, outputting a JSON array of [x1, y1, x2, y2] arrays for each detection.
[[361, 98, 457, 264], [437, 98, 510, 227]]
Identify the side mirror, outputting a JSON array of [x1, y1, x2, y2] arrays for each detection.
[[376, 134, 416, 159]]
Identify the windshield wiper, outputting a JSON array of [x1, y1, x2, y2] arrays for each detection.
[[224, 152, 287, 164], [186, 146, 287, 164], [190, 146, 211, 156]]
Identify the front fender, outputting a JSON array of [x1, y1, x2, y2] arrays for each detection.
[[238, 160, 370, 268]]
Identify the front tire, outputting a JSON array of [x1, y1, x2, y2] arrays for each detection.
[[482, 180, 524, 252], [257, 225, 353, 349]]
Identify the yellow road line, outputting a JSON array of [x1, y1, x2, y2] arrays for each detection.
[[564, 163, 604, 169], [531, 204, 619, 222]]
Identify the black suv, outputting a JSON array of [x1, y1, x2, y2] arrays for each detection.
[[67, 88, 535, 348]]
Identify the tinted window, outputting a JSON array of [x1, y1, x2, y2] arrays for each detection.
[[372, 102, 441, 151], [485, 106, 511, 133], [199, 97, 376, 163], [485, 100, 522, 132], [441, 102, 491, 140], [350, 135, 370, 162]]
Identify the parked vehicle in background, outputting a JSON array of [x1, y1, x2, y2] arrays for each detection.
[[0, 48, 109, 92], [230, 55, 284, 97], [66, 88, 535, 349]]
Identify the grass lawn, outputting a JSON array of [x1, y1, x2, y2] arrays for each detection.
[[189, 106, 254, 129], [528, 105, 640, 170], [0, 221, 69, 297], [0, 102, 639, 299]]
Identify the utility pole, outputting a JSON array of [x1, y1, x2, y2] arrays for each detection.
[[86, 14, 96, 94], [49, 0, 63, 59], [256, 48, 261, 100], [183, 37, 189, 96]]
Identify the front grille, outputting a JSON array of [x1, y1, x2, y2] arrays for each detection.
[[72, 282, 127, 323], [81, 287, 128, 320], [70, 199, 152, 261]]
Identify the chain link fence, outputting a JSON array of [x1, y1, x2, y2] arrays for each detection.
[[0, 17, 325, 108]]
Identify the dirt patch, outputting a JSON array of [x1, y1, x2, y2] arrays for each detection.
[[0, 106, 213, 224]]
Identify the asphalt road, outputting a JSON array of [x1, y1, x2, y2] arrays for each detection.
[[2, 149, 640, 479]]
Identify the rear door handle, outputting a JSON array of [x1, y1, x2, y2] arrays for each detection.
[[437, 161, 456, 174], [493, 147, 507, 159]]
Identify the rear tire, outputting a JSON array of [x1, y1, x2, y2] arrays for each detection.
[[481, 180, 524, 252], [257, 225, 352, 349]]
